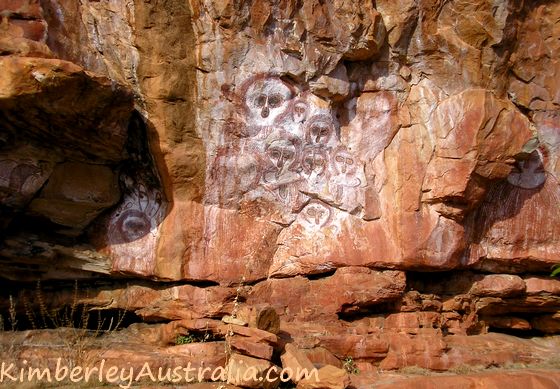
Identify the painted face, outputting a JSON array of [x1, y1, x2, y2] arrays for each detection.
[[244, 77, 293, 125], [292, 100, 309, 123], [111, 184, 163, 244], [301, 201, 332, 228], [254, 93, 284, 118], [302, 146, 328, 175], [266, 139, 297, 173], [507, 150, 546, 189], [115, 209, 152, 242], [306, 115, 335, 145], [0, 160, 48, 202], [333, 150, 356, 175], [8, 163, 41, 192]]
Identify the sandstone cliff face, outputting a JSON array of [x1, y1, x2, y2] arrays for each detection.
[[1, 0, 560, 376]]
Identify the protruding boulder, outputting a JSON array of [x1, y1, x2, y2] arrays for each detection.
[[226, 354, 280, 389], [281, 344, 316, 384], [0, 56, 133, 162], [29, 162, 120, 229], [297, 365, 349, 389], [237, 305, 281, 334], [469, 274, 526, 298]]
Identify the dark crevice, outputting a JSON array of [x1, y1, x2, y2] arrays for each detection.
[[305, 269, 337, 280]]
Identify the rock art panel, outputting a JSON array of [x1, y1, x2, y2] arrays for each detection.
[[18, 0, 557, 288], [98, 113, 169, 278], [107, 178, 166, 277], [0, 158, 50, 207], [422, 89, 536, 220], [300, 200, 333, 230], [343, 92, 400, 162], [206, 74, 367, 221], [464, 144, 560, 273], [507, 149, 547, 190], [534, 113, 560, 182], [242, 75, 295, 127]]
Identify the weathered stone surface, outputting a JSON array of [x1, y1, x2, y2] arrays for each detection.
[[229, 335, 274, 361], [226, 354, 279, 389], [0, 234, 111, 280], [384, 312, 442, 333], [249, 268, 406, 321], [225, 325, 279, 346], [223, 316, 248, 327], [297, 365, 349, 389], [464, 175, 560, 273], [379, 333, 448, 371], [301, 347, 342, 369], [0, 56, 133, 162], [281, 344, 316, 383], [318, 335, 389, 361], [0, 146, 55, 211], [443, 333, 558, 369], [153, 201, 280, 283], [531, 313, 560, 334], [422, 89, 536, 220], [13, 282, 242, 322], [237, 305, 280, 334], [469, 274, 526, 298], [1, 0, 560, 381], [373, 370, 560, 389], [484, 316, 532, 332], [525, 277, 560, 296], [28, 162, 120, 228], [508, 4, 560, 113], [4, 0, 551, 284], [0, 0, 52, 57]]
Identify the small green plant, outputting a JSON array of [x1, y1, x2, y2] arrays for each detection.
[[551, 264, 560, 277], [176, 333, 198, 345], [343, 356, 360, 375]]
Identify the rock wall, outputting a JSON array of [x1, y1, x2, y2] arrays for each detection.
[[1, 0, 559, 374]]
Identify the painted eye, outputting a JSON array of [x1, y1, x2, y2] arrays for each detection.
[[346, 158, 354, 165], [335, 155, 344, 163], [269, 150, 281, 159], [307, 208, 316, 216], [268, 94, 283, 108], [283, 151, 294, 160], [255, 94, 267, 107]]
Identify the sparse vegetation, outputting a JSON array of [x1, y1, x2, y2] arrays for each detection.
[[0, 280, 129, 370], [551, 264, 560, 277], [176, 333, 198, 345], [343, 356, 360, 375]]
